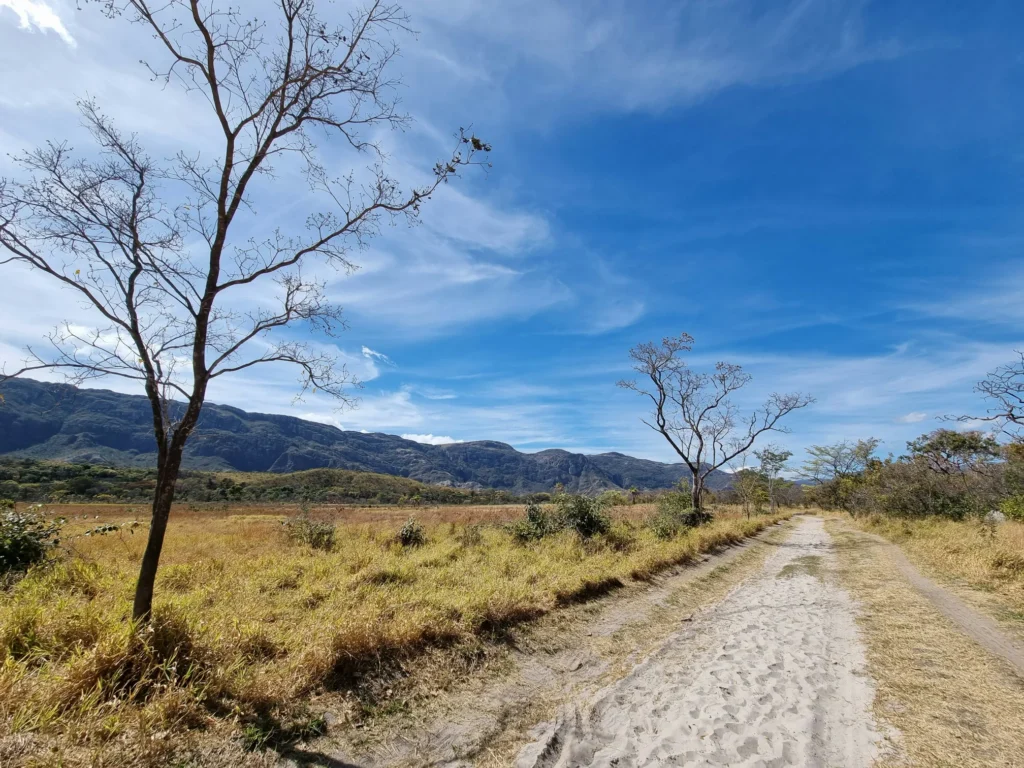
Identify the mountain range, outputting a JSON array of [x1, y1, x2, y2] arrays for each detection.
[[0, 378, 729, 494]]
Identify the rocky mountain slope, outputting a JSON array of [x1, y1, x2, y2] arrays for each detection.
[[0, 378, 729, 494]]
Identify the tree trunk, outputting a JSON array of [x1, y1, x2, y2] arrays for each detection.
[[131, 452, 183, 622], [691, 475, 703, 512]]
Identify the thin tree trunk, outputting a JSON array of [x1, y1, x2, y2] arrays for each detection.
[[131, 453, 183, 622], [691, 475, 702, 512]]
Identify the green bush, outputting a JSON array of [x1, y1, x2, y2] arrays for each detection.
[[398, 517, 426, 548], [509, 502, 560, 542], [1, 504, 64, 575], [282, 514, 336, 551], [1000, 495, 1024, 522], [648, 491, 712, 539], [554, 494, 610, 538]]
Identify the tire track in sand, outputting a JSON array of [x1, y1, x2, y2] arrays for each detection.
[[515, 516, 882, 768]]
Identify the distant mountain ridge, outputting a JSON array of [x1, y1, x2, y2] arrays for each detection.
[[0, 378, 729, 494]]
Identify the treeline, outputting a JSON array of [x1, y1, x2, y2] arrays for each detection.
[[801, 431, 1024, 520], [0, 459, 530, 506]]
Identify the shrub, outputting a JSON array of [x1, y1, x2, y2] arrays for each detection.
[[554, 494, 610, 538], [1, 504, 64, 575], [1000, 495, 1024, 522], [597, 490, 627, 508], [648, 492, 711, 539], [509, 502, 560, 542], [397, 517, 426, 548], [283, 514, 336, 551]]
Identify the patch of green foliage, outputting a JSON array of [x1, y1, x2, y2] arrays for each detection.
[[648, 491, 713, 539], [508, 494, 612, 542], [1, 502, 64, 575], [555, 493, 611, 538], [1001, 495, 1024, 522], [509, 502, 561, 542]]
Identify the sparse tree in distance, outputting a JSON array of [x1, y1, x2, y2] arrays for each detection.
[[732, 467, 766, 519], [618, 334, 814, 512], [965, 352, 1024, 441], [755, 444, 792, 513], [801, 438, 879, 512], [0, 0, 490, 621], [801, 438, 880, 484]]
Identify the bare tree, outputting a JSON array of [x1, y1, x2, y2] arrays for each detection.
[[967, 352, 1024, 441], [617, 335, 813, 512], [0, 0, 490, 621], [726, 450, 762, 519]]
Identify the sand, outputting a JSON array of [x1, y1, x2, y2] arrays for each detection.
[[515, 516, 881, 768]]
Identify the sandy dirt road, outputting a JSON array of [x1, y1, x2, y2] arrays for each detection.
[[515, 516, 881, 768]]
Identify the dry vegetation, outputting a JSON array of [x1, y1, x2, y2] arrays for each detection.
[[828, 520, 1024, 767], [857, 515, 1024, 626], [0, 502, 790, 766]]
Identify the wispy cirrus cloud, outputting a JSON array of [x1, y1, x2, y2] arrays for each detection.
[[903, 263, 1024, 328], [0, 0, 74, 47], [406, 0, 906, 115]]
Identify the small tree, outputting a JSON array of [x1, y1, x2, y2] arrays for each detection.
[[0, 0, 488, 621], [618, 335, 813, 512], [754, 444, 792, 512], [731, 469, 765, 518], [725, 450, 761, 518]]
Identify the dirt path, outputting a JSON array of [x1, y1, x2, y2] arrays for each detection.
[[514, 517, 882, 768], [856, 528, 1024, 679]]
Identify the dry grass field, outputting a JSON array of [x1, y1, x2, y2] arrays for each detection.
[[857, 515, 1024, 624], [0, 501, 790, 766], [827, 517, 1024, 768]]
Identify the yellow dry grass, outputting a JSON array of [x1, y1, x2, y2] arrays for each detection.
[[828, 520, 1024, 768], [0, 503, 790, 766], [857, 515, 1024, 625]]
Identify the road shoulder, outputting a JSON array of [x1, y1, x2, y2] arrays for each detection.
[[827, 519, 1024, 768]]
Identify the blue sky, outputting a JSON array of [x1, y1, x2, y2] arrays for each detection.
[[1, 0, 1023, 463]]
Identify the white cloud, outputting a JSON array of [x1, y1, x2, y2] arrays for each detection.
[[361, 346, 395, 366], [954, 419, 992, 433], [401, 433, 463, 445], [0, 0, 74, 47], [407, 0, 905, 115], [896, 411, 929, 424]]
